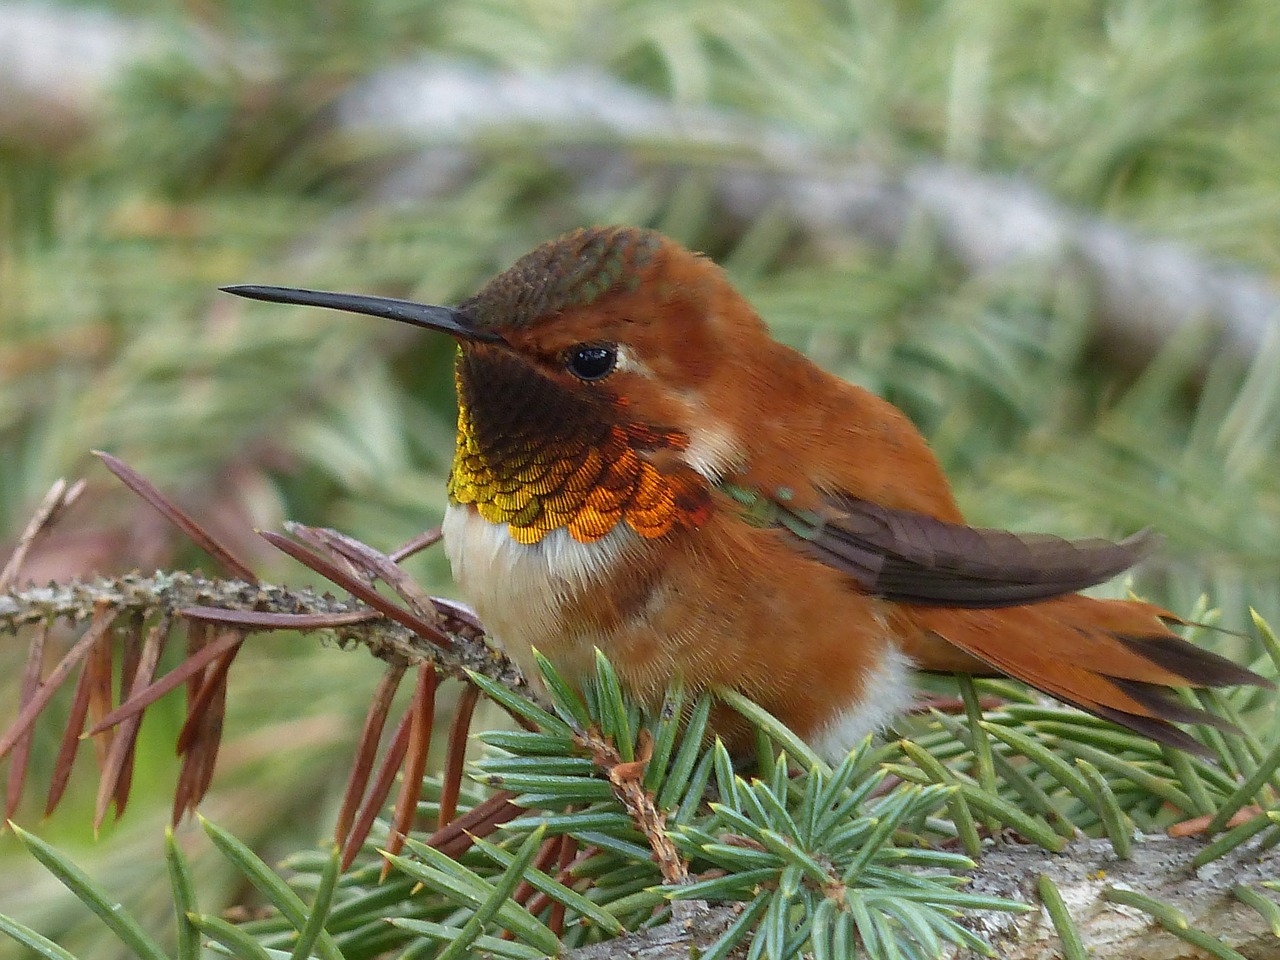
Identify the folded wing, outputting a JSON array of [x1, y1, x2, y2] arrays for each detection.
[[773, 492, 1157, 607]]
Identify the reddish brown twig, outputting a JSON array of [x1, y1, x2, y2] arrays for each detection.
[[870, 773, 905, 799], [578, 727, 687, 886], [94, 451, 256, 583], [522, 840, 592, 937], [0, 602, 117, 762], [431, 597, 485, 637], [910, 694, 1005, 716], [181, 606, 378, 629], [94, 616, 168, 828], [288, 523, 439, 621], [5, 621, 49, 820], [85, 619, 117, 770], [260, 530, 453, 651], [382, 666, 439, 878], [438, 682, 480, 832], [2, 455, 533, 848], [342, 711, 413, 870], [175, 632, 242, 757], [548, 831, 581, 936], [0, 477, 85, 591], [45, 624, 97, 816], [390, 526, 443, 563], [86, 625, 243, 736], [112, 613, 146, 817], [423, 790, 524, 860], [173, 629, 236, 824], [336, 662, 408, 849], [1168, 805, 1264, 838], [510, 831, 568, 910]]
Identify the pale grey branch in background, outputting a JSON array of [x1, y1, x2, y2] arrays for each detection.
[[343, 60, 1280, 362], [1, 1, 1275, 363], [0, 3, 156, 135]]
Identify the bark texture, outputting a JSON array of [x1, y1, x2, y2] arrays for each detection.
[[561, 835, 1280, 959]]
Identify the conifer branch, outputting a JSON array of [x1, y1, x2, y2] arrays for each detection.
[[557, 835, 1280, 959], [0, 571, 521, 686], [3, 453, 1278, 960]]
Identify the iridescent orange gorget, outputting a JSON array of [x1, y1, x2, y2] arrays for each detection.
[[447, 346, 709, 544]]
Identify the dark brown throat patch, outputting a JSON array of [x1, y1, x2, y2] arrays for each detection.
[[447, 348, 711, 544]]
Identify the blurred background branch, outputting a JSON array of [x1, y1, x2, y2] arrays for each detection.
[[3, 3, 1277, 363]]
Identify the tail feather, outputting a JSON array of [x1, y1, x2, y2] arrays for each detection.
[[1086, 704, 1215, 757], [900, 594, 1271, 755], [1114, 633, 1264, 689], [1107, 679, 1237, 733]]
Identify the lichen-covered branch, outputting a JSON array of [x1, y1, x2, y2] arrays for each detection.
[[0, 572, 522, 689], [959, 834, 1280, 959]]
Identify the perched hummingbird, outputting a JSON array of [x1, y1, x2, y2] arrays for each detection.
[[225, 226, 1267, 761]]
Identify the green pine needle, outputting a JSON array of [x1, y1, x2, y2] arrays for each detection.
[[0, 914, 78, 960], [165, 827, 201, 960], [188, 913, 275, 960], [200, 817, 346, 960], [1036, 874, 1088, 960], [9, 824, 170, 960]]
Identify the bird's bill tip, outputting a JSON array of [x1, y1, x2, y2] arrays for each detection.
[[219, 284, 501, 343]]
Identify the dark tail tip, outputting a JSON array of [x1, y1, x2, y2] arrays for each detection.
[[1118, 634, 1273, 690]]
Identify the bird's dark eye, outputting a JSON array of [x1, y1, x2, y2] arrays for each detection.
[[566, 344, 617, 381]]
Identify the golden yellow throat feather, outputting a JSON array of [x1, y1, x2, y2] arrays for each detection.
[[448, 400, 685, 544], [445, 353, 710, 545]]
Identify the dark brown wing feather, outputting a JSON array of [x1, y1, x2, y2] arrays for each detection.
[[778, 493, 1158, 607], [764, 487, 1270, 755]]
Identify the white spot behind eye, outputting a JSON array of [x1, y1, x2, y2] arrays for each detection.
[[683, 421, 743, 482], [612, 345, 652, 377], [609, 346, 742, 481]]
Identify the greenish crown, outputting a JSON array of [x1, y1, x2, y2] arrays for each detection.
[[458, 226, 662, 331]]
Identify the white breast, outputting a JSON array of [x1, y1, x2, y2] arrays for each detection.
[[441, 503, 638, 686], [809, 644, 915, 764]]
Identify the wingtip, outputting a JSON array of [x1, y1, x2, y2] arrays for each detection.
[[1120, 528, 1164, 560]]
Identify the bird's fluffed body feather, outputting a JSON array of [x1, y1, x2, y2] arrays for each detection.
[[229, 225, 1269, 759], [437, 226, 1268, 757]]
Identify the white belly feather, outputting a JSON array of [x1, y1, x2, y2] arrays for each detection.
[[441, 503, 637, 687], [442, 502, 912, 762]]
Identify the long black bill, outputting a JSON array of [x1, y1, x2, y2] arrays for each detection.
[[220, 284, 503, 343]]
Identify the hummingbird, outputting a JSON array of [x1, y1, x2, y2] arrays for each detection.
[[225, 226, 1267, 761]]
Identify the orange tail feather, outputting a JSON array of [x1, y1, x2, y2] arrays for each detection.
[[897, 595, 1270, 756]]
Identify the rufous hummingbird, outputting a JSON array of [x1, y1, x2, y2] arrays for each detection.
[[225, 226, 1267, 761]]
